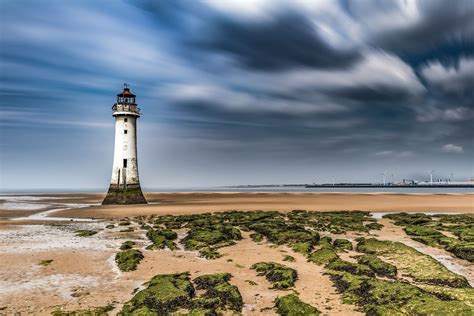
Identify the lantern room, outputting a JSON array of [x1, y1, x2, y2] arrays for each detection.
[[116, 83, 136, 104]]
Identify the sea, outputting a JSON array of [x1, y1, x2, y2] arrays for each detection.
[[1, 186, 473, 194]]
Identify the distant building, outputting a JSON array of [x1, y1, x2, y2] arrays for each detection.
[[102, 84, 147, 205]]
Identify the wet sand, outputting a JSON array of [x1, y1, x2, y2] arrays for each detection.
[[53, 192, 474, 219], [1, 192, 473, 314]]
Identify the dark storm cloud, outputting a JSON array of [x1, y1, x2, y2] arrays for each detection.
[[196, 12, 361, 71], [324, 84, 419, 103], [366, 0, 474, 67]]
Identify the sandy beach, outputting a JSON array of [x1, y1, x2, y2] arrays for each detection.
[[50, 192, 474, 220], [1, 192, 473, 315]]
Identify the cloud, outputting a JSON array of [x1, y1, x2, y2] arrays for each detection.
[[421, 58, 474, 95], [364, 0, 474, 65], [196, 11, 360, 71], [417, 106, 474, 122], [442, 144, 464, 154]]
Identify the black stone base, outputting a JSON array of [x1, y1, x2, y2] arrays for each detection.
[[102, 184, 147, 205]]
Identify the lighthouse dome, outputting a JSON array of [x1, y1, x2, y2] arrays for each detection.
[[116, 84, 136, 104]]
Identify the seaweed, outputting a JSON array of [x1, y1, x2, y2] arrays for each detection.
[[325, 258, 374, 277], [356, 254, 397, 278], [52, 304, 114, 316], [75, 230, 97, 237], [120, 241, 136, 250], [282, 255, 295, 262], [193, 273, 243, 312], [356, 238, 469, 288], [252, 262, 298, 289], [146, 228, 178, 250], [115, 249, 144, 272], [327, 271, 473, 315], [182, 224, 241, 259], [333, 238, 353, 251], [383, 213, 474, 263], [37, 259, 53, 266], [105, 224, 115, 229], [121, 272, 195, 314], [365, 222, 383, 230], [250, 233, 264, 242], [308, 247, 338, 266], [275, 294, 321, 316]]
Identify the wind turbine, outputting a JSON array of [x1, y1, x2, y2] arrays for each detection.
[[429, 170, 435, 185], [380, 170, 387, 186]]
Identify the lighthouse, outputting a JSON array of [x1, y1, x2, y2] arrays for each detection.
[[102, 84, 147, 205]]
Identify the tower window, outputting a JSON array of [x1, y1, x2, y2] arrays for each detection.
[[124, 130, 128, 134], [124, 118, 128, 122], [123, 159, 128, 168]]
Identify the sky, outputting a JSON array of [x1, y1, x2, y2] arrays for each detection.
[[1, 0, 473, 190]]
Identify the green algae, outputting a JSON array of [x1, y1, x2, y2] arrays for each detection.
[[365, 222, 383, 230], [120, 241, 136, 250], [308, 247, 338, 266], [121, 273, 195, 314], [75, 230, 97, 237], [252, 262, 298, 289], [328, 270, 473, 315], [38, 259, 53, 266], [146, 228, 178, 250], [250, 232, 264, 242], [193, 273, 243, 312], [325, 258, 374, 277], [356, 238, 469, 288], [198, 247, 222, 259], [333, 238, 353, 251], [52, 304, 114, 316], [275, 294, 321, 316], [384, 213, 474, 263], [355, 254, 397, 278], [283, 255, 295, 262], [245, 280, 258, 286], [419, 285, 474, 307], [182, 224, 241, 259], [115, 249, 144, 272], [291, 241, 313, 255]]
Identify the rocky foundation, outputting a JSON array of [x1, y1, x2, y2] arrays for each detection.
[[102, 184, 147, 205]]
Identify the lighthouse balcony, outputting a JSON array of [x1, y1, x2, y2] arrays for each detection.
[[112, 104, 141, 116]]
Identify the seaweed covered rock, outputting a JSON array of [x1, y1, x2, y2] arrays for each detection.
[[115, 249, 144, 272], [182, 224, 241, 259], [275, 294, 321, 316], [193, 273, 243, 312], [327, 271, 473, 315], [383, 212, 432, 225], [356, 238, 470, 288], [326, 258, 374, 277], [120, 240, 136, 250], [288, 210, 375, 234], [252, 262, 298, 289], [146, 228, 178, 250], [356, 254, 397, 278], [121, 272, 195, 314], [365, 222, 383, 230], [75, 230, 97, 237], [291, 241, 313, 255], [333, 239, 353, 251], [248, 219, 318, 248], [52, 304, 114, 315], [383, 213, 474, 263], [308, 247, 338, 266], [447, 242, 474, 262]]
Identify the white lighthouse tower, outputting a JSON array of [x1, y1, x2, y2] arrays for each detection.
[[102, 84, 147, 205]]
